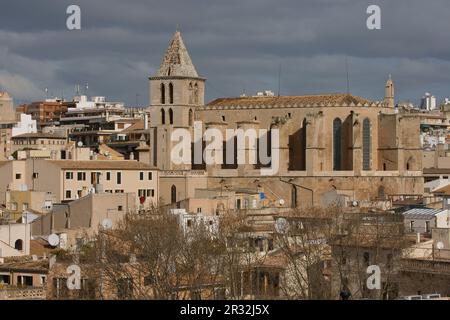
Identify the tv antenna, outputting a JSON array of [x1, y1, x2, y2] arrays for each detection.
[[277, 63, 282, 97], [345, 56, 350, 95]]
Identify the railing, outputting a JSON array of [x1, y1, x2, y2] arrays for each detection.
[[0, 287, 46, 300], [159, 170, 206, 177]]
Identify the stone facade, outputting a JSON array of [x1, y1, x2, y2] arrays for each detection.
[[147, 32, 424, 207]]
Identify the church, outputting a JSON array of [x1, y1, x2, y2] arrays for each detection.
[[146, 31, 423, 208]]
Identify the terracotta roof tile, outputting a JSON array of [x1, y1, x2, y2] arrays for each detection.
[[207, 93, 372, 108]]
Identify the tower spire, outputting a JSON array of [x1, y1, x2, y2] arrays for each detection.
[[384, 75, 395, 108], [155, 31, 199, 78]]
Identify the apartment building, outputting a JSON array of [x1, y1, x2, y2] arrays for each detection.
[[0, 159, 158, 207]]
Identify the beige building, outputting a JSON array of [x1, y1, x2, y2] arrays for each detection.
[[0, 159, 158, 207], [0, 223, 31, 257], [146, 32, 423, 208], [31, 192, 136, 248], [0, 190, 55, 222], [11, 133, 67, 156]]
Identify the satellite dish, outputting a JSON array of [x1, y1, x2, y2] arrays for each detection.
[[275, 217, 290, 234], [101, 218, 113, 230], [77, 141, 83, 147], [279, 199, 285, 206], [352, 201, 358, 207], [436, 241, 444, 250], [48, 233, 60, 247]]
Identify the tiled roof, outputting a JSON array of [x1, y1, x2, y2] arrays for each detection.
[[432, 183, 450, 195], [206, 93, 372, 108], [0, 258, 48, 273], [402, 208, 444, 220], [12, 133, 65, 139], [47, 160, 154, 170], [121, 120, 145, 133]]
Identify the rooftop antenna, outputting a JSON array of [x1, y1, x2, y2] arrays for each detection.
[[76, 84, 80, 95], [44, 88, 49, 99], [345, 56, 350, 95], [136, 93, 140, 107], [85, 83, 89, 97], [277, 62, 282, 97], [176, 24, 180, 32]]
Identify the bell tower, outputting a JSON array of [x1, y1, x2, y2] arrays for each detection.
[[148, 31, 206, 170]]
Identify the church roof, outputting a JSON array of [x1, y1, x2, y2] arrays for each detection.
[[206, 93, 372, 108], [155, 31, 199, 78]]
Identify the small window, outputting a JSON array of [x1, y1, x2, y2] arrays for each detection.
[[425, 221, 430, 233], [117, 172, 122, 184], [15, 173, 21, 179], [139, 172, 144, 180], [66, 190, 72, 199], [66, 172, 73, 179], [106, 172, 111, 181], [118, 205, 123, 211], [32, 172, 39, 179], [410, 221, 415, 232], [148, 172, 152, 180], [77, 172, 86, 181], [197, 207, 202, 213], [363, 252, 370, 266]]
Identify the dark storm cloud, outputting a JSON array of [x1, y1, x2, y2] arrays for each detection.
[[1, 0, 450, 105]]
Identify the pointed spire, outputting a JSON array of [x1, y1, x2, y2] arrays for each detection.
[[385, 74, 395, 108], [156, 31, 199, 78]]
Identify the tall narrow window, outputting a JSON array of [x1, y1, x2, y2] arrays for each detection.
[[291, 185, 297, 208], [188, 109, 193, 126], [333, 118, 342, 171], [160, 83, 166, 104], [406, 157, 415, 171], [171, 185, 177, 204], [189, 83, 193, 104], [161, 108, 165, 125], [169, 83, 174, 104], [194, 83, 199, 104], [362, 118, 371, 170], [169, 108, 174, 125]]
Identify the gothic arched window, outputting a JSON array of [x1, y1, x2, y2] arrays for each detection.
[[169, 83, 174, 104], [171, 185, 177, 204], [406, 157, 415, 171], [160, 83, 166, 104], [188, 109, 193, 126], [362, 118, 371, 170], [169, 108, 174, 125], [194, 83, 199, 104], [189, 83, 193, 104], [333, 118, 342, 171], [161, 108, 165, 125]]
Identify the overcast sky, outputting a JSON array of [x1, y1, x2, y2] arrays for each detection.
[[1, 0, 450, 106]]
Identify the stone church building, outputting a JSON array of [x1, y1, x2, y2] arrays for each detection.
[[146, 31, 423, 208]]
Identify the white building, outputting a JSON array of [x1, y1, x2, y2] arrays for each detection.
[[420, 92, 437, 111], [11, 114, 37, 137]]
